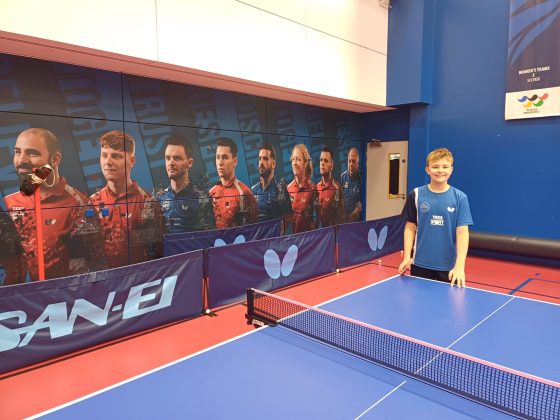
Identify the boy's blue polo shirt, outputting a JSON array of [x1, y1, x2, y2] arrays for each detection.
[[403, 185, 473, 271]]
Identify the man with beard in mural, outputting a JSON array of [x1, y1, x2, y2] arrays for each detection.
[[158, 136, 206, 233], [251, 144, 292, 233], [5, 128, 101, 281]]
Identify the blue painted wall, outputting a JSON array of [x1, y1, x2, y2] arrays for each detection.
[[366, 0, 560, 241]]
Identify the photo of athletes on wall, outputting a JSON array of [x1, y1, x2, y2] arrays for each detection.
[[0, 53, 363, 285]]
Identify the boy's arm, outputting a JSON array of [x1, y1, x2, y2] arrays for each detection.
[[398, 221, 416, 274], [398, 190, 417, 275], [449, 225, 470, 287]]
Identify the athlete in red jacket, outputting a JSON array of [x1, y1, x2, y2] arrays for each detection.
[[209, 137, 257, 229], [5, 128, 101, 281], [315, 146, 345, 227], [90, 130, 163, 268]]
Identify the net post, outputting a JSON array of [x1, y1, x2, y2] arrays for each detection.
[[334, 224, 339, 271], [202, 249, 209, 313], [245, 288, 255, 325]]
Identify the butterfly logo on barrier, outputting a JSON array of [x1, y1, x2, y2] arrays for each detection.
[[264, 244, 298, 279], [213, 235, 246, 247], [368, 225, 388, 251]]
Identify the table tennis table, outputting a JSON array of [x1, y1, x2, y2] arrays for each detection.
[[35, 275, 560, 419]]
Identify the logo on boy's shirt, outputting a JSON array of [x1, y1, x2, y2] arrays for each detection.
[[447, 207, 455, 212], [430, 215, 444, 226], [420, 202, 430, 212]]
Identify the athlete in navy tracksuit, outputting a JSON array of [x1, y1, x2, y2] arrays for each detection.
[[158, 136, 205, 233], [251, 145, 292, 233], [341, 147, 362, 223]]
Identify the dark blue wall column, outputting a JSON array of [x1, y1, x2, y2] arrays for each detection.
[[408, 104, 430, 188], [387, 0, 435, 106]]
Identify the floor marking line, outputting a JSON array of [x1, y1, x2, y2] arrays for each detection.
[[414, 296, 517, 376], [27, 327, 263, 419], [509, 277, 534, 295], [353, 380, 408, 420]]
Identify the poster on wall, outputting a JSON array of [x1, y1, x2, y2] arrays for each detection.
[[505, 0, 560, 120], [0, 53, 364, 286]]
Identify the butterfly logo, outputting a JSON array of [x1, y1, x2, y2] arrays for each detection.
[[368, 225, 388, 251], [213, 235, 246, 247], [264, 244, 298, 279]]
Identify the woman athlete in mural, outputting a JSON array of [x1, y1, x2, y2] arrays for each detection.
[[287, 143, 317, 233]]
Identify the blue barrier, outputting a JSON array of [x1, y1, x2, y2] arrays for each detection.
[[0, 250, 204, 374], [207, 227, 336, 308], [163, 219, 281, 256], [0, 215, 403, 374], [337, 216, 404, 268]]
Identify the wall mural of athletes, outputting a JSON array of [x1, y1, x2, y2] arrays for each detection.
[[0, 53, 364, 286]]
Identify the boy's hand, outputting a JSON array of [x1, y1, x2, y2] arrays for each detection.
[[449, 267, 466, 288], [398, 258, 412, 275]]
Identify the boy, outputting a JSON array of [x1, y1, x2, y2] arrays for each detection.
[[398, 148, 473, 287]]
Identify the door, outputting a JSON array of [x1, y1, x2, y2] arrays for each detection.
[[366, 140, 408, 220]]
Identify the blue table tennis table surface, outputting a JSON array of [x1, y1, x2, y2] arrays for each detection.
[[38, 275, 560, 419]]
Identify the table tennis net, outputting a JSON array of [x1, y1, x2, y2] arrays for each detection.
[[246, 288, 560, 420]]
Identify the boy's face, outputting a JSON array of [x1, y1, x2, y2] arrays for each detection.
[[425, 157, 453, 185]]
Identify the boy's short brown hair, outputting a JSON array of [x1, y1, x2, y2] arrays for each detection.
[[426, 148, 453, 166], [100, 130, 135, 154]]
